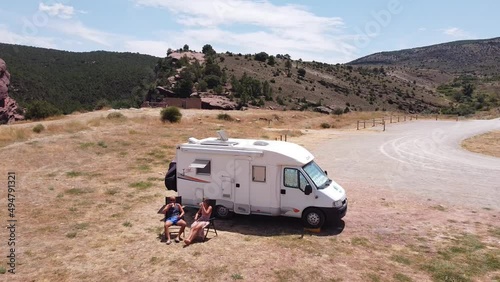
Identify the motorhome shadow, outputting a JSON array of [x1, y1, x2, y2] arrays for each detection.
[[165, 131, 348, 229], [217, 213, 346, 237]]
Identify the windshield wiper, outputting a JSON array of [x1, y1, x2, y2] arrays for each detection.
[[318, 179, 332, 189]]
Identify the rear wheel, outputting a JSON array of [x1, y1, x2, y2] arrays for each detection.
[[302, 208, 325, 228], [215, 205, 232, 219]]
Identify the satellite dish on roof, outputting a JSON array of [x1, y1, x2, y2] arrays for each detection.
[[217, 130, 228, 141]]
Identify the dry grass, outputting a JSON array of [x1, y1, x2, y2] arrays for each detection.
[[1, 108, 499, 281], [461, 130, 500, 158]]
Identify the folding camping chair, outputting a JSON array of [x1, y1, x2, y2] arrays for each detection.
[[203, 199, 218, 241]]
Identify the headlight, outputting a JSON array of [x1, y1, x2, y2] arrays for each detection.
[[333, 200, 343, 208]]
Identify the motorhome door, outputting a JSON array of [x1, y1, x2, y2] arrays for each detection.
[[233, 159, 251, 214], [280, 167, 314, 217]]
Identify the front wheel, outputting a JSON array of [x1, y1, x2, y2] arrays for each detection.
[[302, 208, 325, 228], [215, 205, 232, 219]]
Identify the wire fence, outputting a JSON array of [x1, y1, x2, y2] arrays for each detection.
[[357, 114, 460, 131]]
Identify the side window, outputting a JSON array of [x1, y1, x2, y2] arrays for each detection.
[[284, 168, 298, 188], [252, 166, 266, 182], [196, 160, 211, 175], [284, 168, 309, 190], [299, 173, 308, 190]]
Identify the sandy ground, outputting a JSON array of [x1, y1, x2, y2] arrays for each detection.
[[0, 110, 499, 281]]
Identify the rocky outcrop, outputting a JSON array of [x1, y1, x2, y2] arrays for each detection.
[[0, 59, 9, 101], [0, 58, 24, 124], [168, 51, 205, 64], [314, 106, 333, 114], [201, 95, 238, 110]]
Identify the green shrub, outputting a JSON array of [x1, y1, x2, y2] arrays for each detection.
[[97, 141, 107, 148], [333, 108, 344, 115], [25, 100, 61, 120], [66, 232, 77, 238], [111, 99, 134, 109], [32, 124, 45, 133], [297, 68, 306, 77], [94, 99, 110, 110], [204, 75, 221, 89], [107, 112, 125, 119], [197, 80, 208, 92], [217, 113, 234, 121], [320, 123, 331, 129], [160, 106, 182, 123], [214, 85, 224, 95]]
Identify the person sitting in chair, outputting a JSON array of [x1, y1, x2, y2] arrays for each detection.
[[184, 198, 212, 246], [160, 196, 187, 245]]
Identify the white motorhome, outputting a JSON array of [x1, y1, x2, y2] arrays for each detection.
[[165, 131, 347, 228]]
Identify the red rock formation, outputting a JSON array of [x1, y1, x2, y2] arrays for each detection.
[[0, 58, 24, 124], [168, 51, 205, 64], [201, 95, 238, 110]]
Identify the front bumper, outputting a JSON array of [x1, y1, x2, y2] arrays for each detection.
[[320, 198, 348, 220]]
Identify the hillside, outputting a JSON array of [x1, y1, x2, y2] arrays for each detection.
[[346, 37, 500, 115], [0, 43, 158, 114], [220, 54, 446, 113], [348, 37, 500, 75], [145, 48, 449, 114], [2, 38, 500, 118]]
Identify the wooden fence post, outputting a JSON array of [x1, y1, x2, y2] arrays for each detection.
[[383, 120, 386, 131], [357, 121, 359, 130]]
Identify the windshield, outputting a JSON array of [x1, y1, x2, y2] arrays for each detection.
[[303, 161, 330, 189]]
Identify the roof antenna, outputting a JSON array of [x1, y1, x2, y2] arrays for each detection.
[[217, 130, 228, 141]]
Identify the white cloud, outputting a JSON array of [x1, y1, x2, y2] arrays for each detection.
[[48, 21, 112, 46], [0, 24, 56, 49], [134, 0, 354, 63], [442, 27, 471, 39], [39, 3, 75, 19], [418, 27, 427, 32], [135, 0, 343, 29]]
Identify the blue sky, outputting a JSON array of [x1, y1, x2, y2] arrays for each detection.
[[1, 0, 499, 63]]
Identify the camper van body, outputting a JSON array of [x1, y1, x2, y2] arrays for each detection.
[[166, 134, 347, 228]]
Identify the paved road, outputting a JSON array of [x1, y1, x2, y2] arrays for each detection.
[[313, 119, 500, 209]]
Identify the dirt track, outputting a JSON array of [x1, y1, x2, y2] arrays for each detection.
[[311, 118, 500, 209]]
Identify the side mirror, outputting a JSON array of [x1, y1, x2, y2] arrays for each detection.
[[304, 184, 312, 195], [324, 170, 328, 176]]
